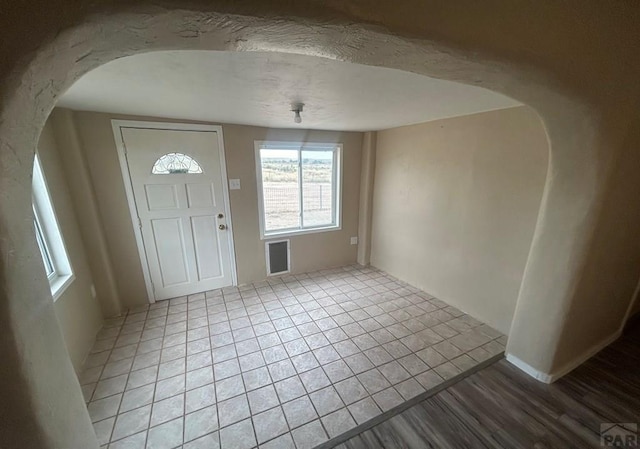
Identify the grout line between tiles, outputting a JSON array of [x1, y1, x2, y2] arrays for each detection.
[[83, 265, 506, 449]]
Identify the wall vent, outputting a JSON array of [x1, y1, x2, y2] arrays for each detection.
[[266, 239, 290, 276]]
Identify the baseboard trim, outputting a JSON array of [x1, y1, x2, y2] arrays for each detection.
[[505, 353, 553, 383], [506, 329, 622, 383]]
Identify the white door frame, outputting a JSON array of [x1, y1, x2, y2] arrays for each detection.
[[111, 120, 238, 303]]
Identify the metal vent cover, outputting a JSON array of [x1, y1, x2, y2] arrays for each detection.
[[266, 240, 290, 276]]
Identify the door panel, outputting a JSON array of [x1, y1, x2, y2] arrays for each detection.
[[145, 184, 180, 210], [186, 183, 216, 208], [121, 127, 234, 300], [151, 218, 190, 287], [191, 215, 223, 280]]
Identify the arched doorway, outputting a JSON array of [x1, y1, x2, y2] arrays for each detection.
[[1, 2, 639, 448]]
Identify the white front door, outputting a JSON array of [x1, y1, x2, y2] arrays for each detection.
[[118, 125, 235, 300]]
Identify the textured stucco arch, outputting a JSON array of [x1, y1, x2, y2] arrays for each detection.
[[1, 2, 640, 447]]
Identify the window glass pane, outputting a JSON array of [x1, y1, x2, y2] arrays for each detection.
[[152, 152, 203, 174], [34, 217, 55, 277], [261, 149, 300, 231], [302, 150, 334, 227], [32, 153, 74, 300]]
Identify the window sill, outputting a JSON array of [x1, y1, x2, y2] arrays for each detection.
[[51, 273, 75, 302], [262, 225, 341, 240]]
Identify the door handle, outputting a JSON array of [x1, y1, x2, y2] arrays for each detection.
[[219, 224, 227, 230]]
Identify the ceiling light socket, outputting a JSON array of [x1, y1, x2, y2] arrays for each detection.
[[291, 103, 304, 124]]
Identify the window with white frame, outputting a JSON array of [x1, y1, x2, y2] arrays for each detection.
[[32, 154, 74, 300], [255, 142, 342, 238]]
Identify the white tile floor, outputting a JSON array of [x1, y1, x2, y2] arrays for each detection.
[[81, 265, 506, 449]]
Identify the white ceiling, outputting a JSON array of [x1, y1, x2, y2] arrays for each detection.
[[58, 51, 521, 132]]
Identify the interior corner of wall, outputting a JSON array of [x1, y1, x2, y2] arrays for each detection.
[[550, 329, 622, 382], [508, 327, 623, 383]]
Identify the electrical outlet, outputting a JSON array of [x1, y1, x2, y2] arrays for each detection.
[[229, 179, 241, 190], [350, 237, 358, 245]]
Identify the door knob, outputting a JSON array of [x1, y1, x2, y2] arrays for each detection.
[[217, 213, 224, 219], [218, 224, 227, 230]]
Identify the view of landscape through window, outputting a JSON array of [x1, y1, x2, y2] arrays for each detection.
[[260, 148, 335, 232]]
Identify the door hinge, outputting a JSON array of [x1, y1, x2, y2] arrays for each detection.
[[137, 216, 142, 229]]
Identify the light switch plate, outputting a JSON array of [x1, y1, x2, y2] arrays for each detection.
[[350, 237, 358, 245], [229, 179, 241, 190]]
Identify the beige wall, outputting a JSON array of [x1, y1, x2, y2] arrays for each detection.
[[71, 112, 150, 308], [370, 106, 549, 334], [67, 110, 362, 308], [357, 131, 377, 266], [50, 109, 123, 319], [37, 121, 104, 373]]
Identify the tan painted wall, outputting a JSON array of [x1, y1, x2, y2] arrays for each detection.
[[71, 112, 150, 308], [67, 110, 361, 308], [49, 109, 123, 319], [357, 131, 377, 266], [551, 112, 640, 370], [370, 106, 549, 334], [37, 121, 104, 373]]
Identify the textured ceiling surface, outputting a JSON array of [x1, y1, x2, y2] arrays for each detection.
[[58, 51, 520, 131]]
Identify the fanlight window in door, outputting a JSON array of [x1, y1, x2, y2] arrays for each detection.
[[152, 152, 204, 174]]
